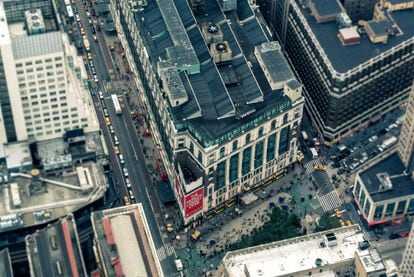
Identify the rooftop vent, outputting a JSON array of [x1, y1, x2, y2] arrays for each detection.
[[190, 0, 205, 15], [202, 23, 223, 44], [324, 232, 337, 247], [359, 240, 370, 250], [377, 172, 393, 191], [208, 24, 219, 34], [210, 41, 232, 64], [315, 258, 322, 266]]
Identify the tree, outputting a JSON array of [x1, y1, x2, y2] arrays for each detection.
[[315, 213, 341, 232], [229, 207, 303, 251]]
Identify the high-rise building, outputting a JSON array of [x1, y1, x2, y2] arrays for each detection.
[[264, 0, 414, 142], [400, 220, 414, 276], [398, 80, 414, 173], [109, 0, 304, 224], [0, 2, 98, 143]]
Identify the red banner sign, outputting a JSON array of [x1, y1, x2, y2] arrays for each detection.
[[184, 187, 204, 218]]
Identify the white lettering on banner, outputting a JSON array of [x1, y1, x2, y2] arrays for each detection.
[[186, 193, 202, 209]]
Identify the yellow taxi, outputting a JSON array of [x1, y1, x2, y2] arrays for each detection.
[[346, 220, 352, 226], [105, 117, 111, 126], [166, 223, 174, 232], [191, 230, 201, 240], [314, 165, 327, 171], [114, 146, 120, 155], [87, 52, 93, 60], [123, 196, 130, 206], [80, 27, 86, 35], [339, 219, 345, 227]]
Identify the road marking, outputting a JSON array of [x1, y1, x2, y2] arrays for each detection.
[[317, 191, 343, 212], [156, 246, 166, 261], [165, 243, 175, 256], [304, 159, 323, 174]]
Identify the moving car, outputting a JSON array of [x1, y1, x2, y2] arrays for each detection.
[[114, 146, 120, 154]]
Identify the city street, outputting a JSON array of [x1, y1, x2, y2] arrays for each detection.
[[70, 1, 178, 275]]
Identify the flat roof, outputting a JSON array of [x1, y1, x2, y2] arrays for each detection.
[[134, 0, 296, 145], [25, 214, 86, 277], [293, 0, 414, 73], [222, 225, 366, 276], [91, 204, 162, 277], [11, 31, 63, 59], [0, 132, 106, 233], [359, 152, 414, 202], [0, 248, 13, 277], [311, 0, 342, 17]]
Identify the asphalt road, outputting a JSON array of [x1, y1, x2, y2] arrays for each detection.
[[71, 1, 177, 275]]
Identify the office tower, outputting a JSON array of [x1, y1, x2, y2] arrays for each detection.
[[400, 220, 414, 276], [0, 2, 98, 143], [398, 80, 414, 174], [109, 0, 304, 224], [266, 0, 414, 142]]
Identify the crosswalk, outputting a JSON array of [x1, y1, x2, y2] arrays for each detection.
[[317, 191, 343, 212], [304, 159, 324, 174], [156, 244, 175, 261]]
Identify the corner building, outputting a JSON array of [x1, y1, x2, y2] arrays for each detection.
[[265, 0, 414, 142], [109, 0, 304, 224]]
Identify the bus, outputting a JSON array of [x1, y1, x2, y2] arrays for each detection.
[[310, 147, 318, 159], [111, 94, 122, 115], [301, 131, 308, 141], [66, 5, 74, 18]]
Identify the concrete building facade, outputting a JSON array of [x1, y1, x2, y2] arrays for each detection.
[[398, 80, 414, 173], [400, 221, 414, 276], [0, 2, 98, 143], [263, 0, 414, 142], [109, 0, 304, 224]]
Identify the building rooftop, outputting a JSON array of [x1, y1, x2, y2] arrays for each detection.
[[11, 31, 63, 59], [91, 204, 162, 277], [293, 0, 414, 73], [0, 248, 13, 277], [311, 0, 343, 17], [0, 132, 107, 233], [133, 0, 298, 146], [357, 248, 385, 273], [25, 214, 87, 277], [222, 225, 366, 277], [359, 152, 414, 202]]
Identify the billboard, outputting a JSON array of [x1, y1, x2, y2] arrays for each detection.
[[184, 187, 204, 218]]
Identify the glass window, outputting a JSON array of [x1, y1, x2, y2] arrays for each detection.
[[258, 127, 264, 137], [271, 120, 277, 130], [245, 133, 251, 144], [374, 205, 384, 219], [396, 200, 407, 214], [385, 203, 395, 216], [219, 147, 225, 158], [232, 140, 238, 151]]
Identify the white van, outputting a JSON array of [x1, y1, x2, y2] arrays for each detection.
[[175, 259, 183, 271]]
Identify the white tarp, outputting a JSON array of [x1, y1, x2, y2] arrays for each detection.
[[241, 193, 258, 205]]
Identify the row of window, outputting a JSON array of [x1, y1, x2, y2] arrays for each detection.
[[15, 56, 62, 68]]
